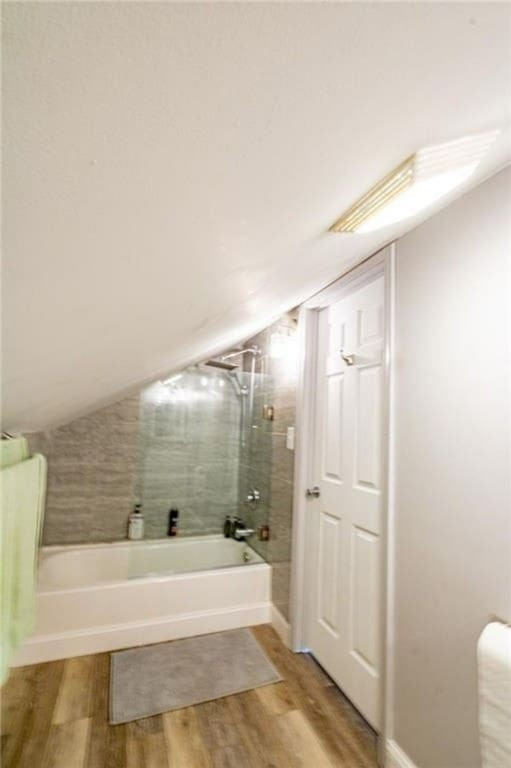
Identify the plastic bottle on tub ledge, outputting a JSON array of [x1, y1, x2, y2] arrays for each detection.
[[168, 508, 179, 536], [128, 504, 144, 540], [223, 515, 234, 538]]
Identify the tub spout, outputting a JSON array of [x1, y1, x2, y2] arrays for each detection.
[[233, 526, 256, 541]]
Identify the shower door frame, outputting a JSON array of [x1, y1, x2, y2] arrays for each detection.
[[289, 243, 396, 766]]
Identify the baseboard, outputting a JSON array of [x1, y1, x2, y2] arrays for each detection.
[[271, 604, 291, 648], [13, 602, 272, 666], [386, 740, 418, 768]]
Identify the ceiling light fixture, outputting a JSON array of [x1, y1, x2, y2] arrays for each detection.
[[329, 130, 500, 234]]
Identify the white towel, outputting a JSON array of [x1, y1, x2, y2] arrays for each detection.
[[478, 621, 511, 768]]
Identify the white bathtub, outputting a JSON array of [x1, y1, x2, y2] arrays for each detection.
[[13, 535, 271, 666]]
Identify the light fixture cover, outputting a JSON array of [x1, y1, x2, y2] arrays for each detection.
[[329, 130, 500, 234]]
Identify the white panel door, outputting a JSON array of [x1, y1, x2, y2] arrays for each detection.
[[307, 275, 384, 730]]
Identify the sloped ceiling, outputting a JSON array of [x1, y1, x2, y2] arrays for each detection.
[[2, 2, 510, 431]]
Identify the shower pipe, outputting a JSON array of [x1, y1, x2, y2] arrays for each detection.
[[220, 347, 261, 419]]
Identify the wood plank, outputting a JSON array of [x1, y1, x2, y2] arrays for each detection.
[[52, 655, 95, 724], [221, 695, 277, 768], [86, 652, 127, 768], [142, 732, 169, 768], [227, 689, 295, 768], [126, 715, 163, 739], [127, 731, 169, 768], [194, 698, 240, 752], [1, 659, 65, 768], [195, 698, 258, 768], [1, 667, 37, 764], [83, 653, 110, 768], [251, 624, 377, 767], [210, 742, 254, 768], [325, 684, 378, 756], [301, 651, 337, 688], [162, 707, 212, 768], [105, 722, 128, 768], [126, 735, 145, 768], [41, 717, 90, 768], [276, 709, 334, 768], [255, 680, 296, 715], [1, 665, 36, 736]]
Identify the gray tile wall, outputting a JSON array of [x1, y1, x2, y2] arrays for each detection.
[[29, 396, 139, 544]]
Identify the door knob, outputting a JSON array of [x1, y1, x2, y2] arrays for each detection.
[[306, 486, 321, 498], [340, 349, 355, 366]]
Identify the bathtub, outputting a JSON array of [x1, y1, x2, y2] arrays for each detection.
[[13, 535, 272, 666]]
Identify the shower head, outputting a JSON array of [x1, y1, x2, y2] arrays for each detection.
[[204, 345, 260, 372], [204, 359, 238, 371], [202, 359, 248, 397]]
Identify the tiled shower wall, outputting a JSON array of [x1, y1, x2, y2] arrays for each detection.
[[28, 396, 139, 544]]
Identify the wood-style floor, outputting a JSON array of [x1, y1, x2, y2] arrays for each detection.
[[1, 625, 378, 768]]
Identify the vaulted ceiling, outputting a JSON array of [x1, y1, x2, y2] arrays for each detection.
[[3, 2, 510, 431]]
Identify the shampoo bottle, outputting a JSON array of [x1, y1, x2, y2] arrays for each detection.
[[223, 515, 233, 538], [168, 508, 179, 536], [128, 504, 144, 540]]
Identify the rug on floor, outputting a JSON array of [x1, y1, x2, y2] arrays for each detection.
[[109, 627, 283, 724]]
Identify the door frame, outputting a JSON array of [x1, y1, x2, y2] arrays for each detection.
[[289, 243, 396, 762]]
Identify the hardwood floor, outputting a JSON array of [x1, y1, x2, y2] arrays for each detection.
[[1, 625, 378, 767]]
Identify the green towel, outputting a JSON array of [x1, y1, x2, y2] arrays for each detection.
[[0, 437, 29, 470], [0, 453, 47, 684]]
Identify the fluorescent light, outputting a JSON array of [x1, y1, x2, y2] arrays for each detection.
[[330, 130, 500, 234]]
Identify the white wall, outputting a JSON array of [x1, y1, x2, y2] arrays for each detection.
[[3, 3, 510, 432], [393, 167, 511, 767]]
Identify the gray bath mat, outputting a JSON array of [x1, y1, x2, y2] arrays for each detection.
[[109, 628, 283, 724]]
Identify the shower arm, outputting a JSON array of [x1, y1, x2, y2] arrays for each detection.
[[220, 346, 260, 362]]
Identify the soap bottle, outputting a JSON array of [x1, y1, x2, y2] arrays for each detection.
[[223, 515, 233, 538], [168, 508, 179, 536], [128, 504, 144, 540]]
